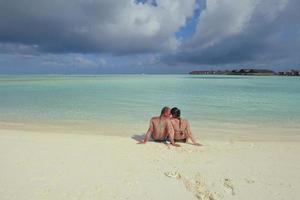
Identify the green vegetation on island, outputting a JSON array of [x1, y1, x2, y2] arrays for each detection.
[[189, 69, 300, 76]]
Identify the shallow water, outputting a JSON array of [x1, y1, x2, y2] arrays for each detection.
[[0, 75, 299, 137]]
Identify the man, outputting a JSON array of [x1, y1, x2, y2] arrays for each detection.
[[139, 107, 180, 147]]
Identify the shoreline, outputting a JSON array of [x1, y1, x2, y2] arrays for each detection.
[[1, 120, 300, 142], [0, 128, 299, 200]]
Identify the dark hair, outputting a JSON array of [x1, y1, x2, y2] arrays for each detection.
[[171, 107, 181, 118], [160, 106, 170, 116]]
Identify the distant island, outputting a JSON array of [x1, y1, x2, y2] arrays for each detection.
[[189, 69, 300, 76]]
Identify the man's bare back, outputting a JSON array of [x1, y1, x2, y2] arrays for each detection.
[[149, 116, 173, 141]]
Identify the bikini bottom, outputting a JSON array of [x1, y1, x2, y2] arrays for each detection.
[[174, 138, 187, 143]]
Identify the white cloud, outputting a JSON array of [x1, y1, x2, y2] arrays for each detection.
[[165, 0, 298, 69], [187, 0, 289, 49]]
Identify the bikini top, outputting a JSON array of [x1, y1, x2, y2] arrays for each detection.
[[174, 118, 186, 135]]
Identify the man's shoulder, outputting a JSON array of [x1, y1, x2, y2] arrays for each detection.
[[151, 116, 160, 121], [151, 116, 171, 123]]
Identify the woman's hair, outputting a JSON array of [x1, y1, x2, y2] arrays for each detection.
[[171, 107, 181, 118]]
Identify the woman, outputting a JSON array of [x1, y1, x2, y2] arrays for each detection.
[[170, 107, 202, 146]]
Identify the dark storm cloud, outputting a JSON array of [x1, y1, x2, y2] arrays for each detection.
[[0, 0, 117, 52], [0, 0, 196, 54]]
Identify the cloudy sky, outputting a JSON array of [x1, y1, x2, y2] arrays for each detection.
[[0, 0, 299, 74]]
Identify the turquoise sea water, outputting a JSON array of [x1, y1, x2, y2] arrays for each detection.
[[0, 75, 299, 137]]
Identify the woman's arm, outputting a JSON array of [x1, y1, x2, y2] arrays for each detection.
[[167, 120, 180, 147], [186, 120, 202, 146]]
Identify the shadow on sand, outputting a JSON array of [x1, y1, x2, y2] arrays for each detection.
[[131, 134, 171, 148], [131, 134, 145, 142], [131, 134, 201, 147]]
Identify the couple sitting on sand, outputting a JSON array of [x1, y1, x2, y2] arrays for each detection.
[[139, 107, 201, 147]]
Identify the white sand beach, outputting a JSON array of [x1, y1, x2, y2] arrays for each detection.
[[0, 129, 300, 200]]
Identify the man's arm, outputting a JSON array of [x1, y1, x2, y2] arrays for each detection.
[[138, 119, 154, 144]]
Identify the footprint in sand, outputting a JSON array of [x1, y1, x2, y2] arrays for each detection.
[[164, 171, 181, 179], [164, 171, 218, 200], [223, 178, 235, 195], [193, 179, 217, 200]]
